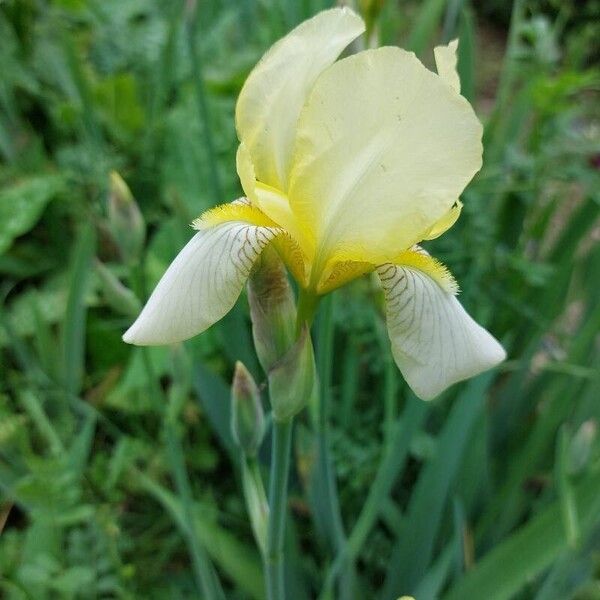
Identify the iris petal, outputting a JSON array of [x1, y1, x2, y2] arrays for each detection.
[[378, 251, 505, 400], [235, 8, 364, 190], [288, 46, 483, 272], [123, 214, 280, 345]]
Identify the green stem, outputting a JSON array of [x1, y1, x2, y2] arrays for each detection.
[[313, 295, 355, 599], [266, 419, 294, 600], [242, 456, 269, 556], [296, 288, 319, 333]]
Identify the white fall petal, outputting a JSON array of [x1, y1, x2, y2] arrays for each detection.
[[123, 220, 279, 345], [377, 263, 506, 400]]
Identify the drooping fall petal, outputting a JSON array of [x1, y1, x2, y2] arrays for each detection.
[[123, 218, 280, 345], [377, 253, 505, 400]]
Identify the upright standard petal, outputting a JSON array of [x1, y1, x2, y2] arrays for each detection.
[[377, 253, 505, 400], [422, 200, 463, 240], [434, 39, 460, 93], [123, 219, 280, 345], [289, 47, 483, 272], [235, 7, 364, 190]]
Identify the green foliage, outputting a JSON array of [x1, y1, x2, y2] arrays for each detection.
[[0, 175, 65, 255], [1, 0, 599, 599]]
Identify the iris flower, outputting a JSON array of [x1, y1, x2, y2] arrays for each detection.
[[123, 8, 505, 400]]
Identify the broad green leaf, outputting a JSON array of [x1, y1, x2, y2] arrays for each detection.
[[383, 374, 494, 596], [0, 175, 65, 255], [137, 472, 265, 600], [442, 467, 600, 600]]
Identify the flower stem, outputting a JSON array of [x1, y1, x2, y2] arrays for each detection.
[[242, 456, 269, 556], [296, 288, 319, 333], [266, 418, 294, 600], [313, 294, 355, 599]]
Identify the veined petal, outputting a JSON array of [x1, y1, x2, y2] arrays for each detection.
[[289, 46, 482, 268], [123, 220, 280, 345], [421, 200, 463, 240], [235, 7, 364, 190], [272, 234, 309, 288], [197, 198, 310, 290], [317, 259, 373, 294], [391, 247, 459, 293], [434, 39, 460, 93], [378, 253, 505, 400]]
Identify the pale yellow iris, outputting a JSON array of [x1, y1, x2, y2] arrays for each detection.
[[200, 12, 481, 295], [123, 8, 505, 400]]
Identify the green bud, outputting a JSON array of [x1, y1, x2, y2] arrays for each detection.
[[247, 247, 296, 373], [107, 171, 145, 263], [268, 325, 317, 422], [231, 362, 265, 456], [94, 259, 141, 316]]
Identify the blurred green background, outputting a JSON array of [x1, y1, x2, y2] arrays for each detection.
[[1, 0, 599, 598]]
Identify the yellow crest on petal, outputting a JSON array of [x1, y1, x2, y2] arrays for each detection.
[[317, 259, 374, 294], [192, 200, 278, 230], [391, 247, 459, 294]]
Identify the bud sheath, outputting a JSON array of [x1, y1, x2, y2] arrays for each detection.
[[268, 325, 317, 422], [247, 247, 296, 373], [107, 171, 145, 264], [231, 362, 265, 456]]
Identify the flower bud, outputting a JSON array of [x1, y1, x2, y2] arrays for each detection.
[[231, 362, 265, 456], [268, 325, 317, 422], [247, 247, 297, 373], [107, 171, 145, 264]]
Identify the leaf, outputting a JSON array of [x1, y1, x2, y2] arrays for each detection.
[[383, 374, 494, 597], [94, 73, 146, 138], [408, 0, 448, 55], [442, 466, 600, 600], [192, 360, 235, 456], [137, 472, 265, 600], [61, 222, 96, 398], [0, 175, 65, 255]]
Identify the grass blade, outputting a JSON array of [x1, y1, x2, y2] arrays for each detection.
[[383, 373, 495, 597], [442, 466, 600, 600], [61, 222, 96, 400]]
